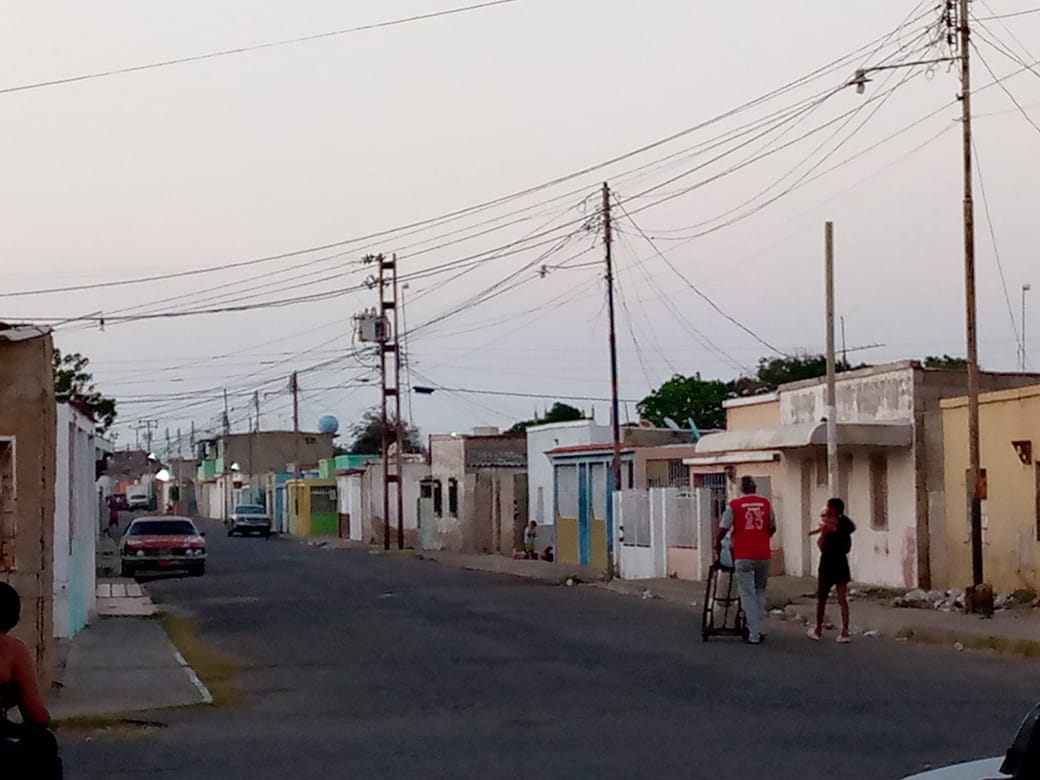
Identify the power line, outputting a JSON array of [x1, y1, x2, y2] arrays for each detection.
[[970, 40, 1040, 137], [0, 6, 939, 303], [613, 198, 787, 357], [973, 7, 1040, 21], [971, 135, 1023, 352], [0, 1, 523, 97]]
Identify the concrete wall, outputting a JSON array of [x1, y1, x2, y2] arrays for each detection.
[[0, 328, 56, 683], [725, 395, 780, 430], [942, 384, 1040, 592], [526, 420, 610, 534], [336, 472, 364, 541], [781, 364, 916, 425], [54, 404, 97, 639], [360, 461, 424, 547], [222, 431, 335, 479]]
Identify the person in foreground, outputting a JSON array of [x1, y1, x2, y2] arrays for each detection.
[[0, 582, 63, 778], [807, 497, 856, 644], [716, 476, 777, 645]]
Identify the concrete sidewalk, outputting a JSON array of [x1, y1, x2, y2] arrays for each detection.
[[51, 617, 212, 719], [392, 547, 1040, 655]]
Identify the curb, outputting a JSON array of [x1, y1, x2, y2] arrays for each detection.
[[172, 650, 214, 705], [781, 602, 1040, 658]]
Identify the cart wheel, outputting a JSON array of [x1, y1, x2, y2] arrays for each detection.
[[701, 631, 709, 642], [741, 625, 750, 642]]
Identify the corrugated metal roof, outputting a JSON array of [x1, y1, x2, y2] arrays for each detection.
[[0, 322, 51, 341]]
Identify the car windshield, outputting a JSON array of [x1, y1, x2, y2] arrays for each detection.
[[128, 520, 197, 536], [234, 506, 266, 515]]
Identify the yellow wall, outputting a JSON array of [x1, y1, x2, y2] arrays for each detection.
[[590, 517, 607, 569], [557, 516, 579, 564], [942, 385, 1040, 592], [725, 397, 780, 431]]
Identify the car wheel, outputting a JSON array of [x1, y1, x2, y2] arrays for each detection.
[[190, 562, 205, 577], [227, 528, 235, 537], [120, 563, 135, 579], [263, 530, 271, 540]]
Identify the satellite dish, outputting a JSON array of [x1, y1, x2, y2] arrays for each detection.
[[688, 418, 702, 441], [318, 415, 340, 435], [663, 417, 681, 431]]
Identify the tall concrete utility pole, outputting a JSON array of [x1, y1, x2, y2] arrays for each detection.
[[825, 222, 838, 499], [603, 183, 622, 578], [957, 0, 986, 601], [253, 391, 261, 433]]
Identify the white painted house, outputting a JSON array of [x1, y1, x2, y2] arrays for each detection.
[[54, 403, 97, 639], [526, 419, 611, 551]]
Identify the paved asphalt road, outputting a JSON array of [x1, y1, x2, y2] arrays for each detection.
[[64, 519, 1040, 779]]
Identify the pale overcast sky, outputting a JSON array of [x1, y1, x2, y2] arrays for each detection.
[[2, 1, 1038, 451]]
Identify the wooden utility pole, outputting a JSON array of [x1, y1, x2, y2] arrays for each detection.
[[253, 391, 261, 432], [825, 222, 838, 499], [603, 183, 623, 510], [958, 0, 985, 600], [290, 372, 299, 432]]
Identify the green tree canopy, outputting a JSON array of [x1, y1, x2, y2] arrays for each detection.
[[754, 353, 869, 391], [508, 402, 585, 434], [637, 374, 734, 430], [52, 349, 117, 434], [348, 408, 424, 455], [924, 354, 969, 369]]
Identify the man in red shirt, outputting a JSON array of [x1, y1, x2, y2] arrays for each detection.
[[715, 476, 777, 644]]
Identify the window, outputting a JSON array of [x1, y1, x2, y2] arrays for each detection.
[[0, 440, 14, 571], [129, 519, 198, 536], [448, 478, 458, 517], [869, 454, 888, 531], [311, 486, 337, 515], [626, 461, 634, 490]]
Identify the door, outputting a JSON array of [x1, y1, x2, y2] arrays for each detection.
[[578, 463, 591, 566]]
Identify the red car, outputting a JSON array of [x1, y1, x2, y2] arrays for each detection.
[[120, 516, 207, 578]]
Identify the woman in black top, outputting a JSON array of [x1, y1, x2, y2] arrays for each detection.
[[807, 497, 856, 643]]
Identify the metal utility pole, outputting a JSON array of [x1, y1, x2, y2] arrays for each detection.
[[825, 222, 839, 498], [369, 253, 406, 550], [132, 420, 157, 453], [401, 283, 415, 427], [391, 257, 405, 551], [253, 391, 261, 432], [603, 183, 623, 496], [290, 372, 300, 432], [957, 0, 985, 597], [222, 388, 231, 523]]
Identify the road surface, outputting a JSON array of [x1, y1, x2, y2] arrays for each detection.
[[64, 520, 1039, 779]]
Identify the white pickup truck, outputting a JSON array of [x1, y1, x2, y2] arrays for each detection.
[[127, 484, 151, 511]]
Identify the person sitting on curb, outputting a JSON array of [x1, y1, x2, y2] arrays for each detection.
[[0, 582, 63, 778], [807, 497, 856, 644]]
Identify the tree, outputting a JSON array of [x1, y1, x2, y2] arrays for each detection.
[[52, 349, 117, 433], [924, 354, 969, 370], [507, 402, 584, 434], [754, 353, 869, 391], [637, 374, 734, 430], [348, 408, 424, 455]]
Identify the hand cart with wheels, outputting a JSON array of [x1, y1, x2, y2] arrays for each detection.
[[701, 561, 748, 641]]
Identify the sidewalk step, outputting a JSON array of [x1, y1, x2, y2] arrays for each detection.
[[95, 578, 156, 617]]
